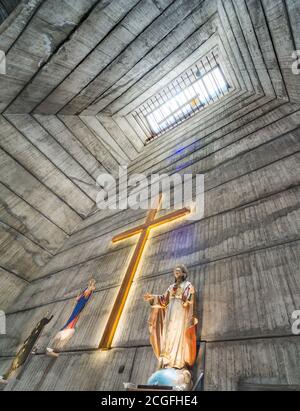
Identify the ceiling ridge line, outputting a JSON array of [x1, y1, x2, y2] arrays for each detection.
[[57, 114, 110, 175], [25, 0, 144, 115], [0, 217, 55, 257], [96, 114, 138, 161], [56, 0, 189, 115], [79, 115, 130, 166], [218, 0, 254, 93], [131, 90, 255, 154], [128, 91, 258, 168], [74, 116, 122, 173], [0, 264, 31, 285], [129, 99, 295, 175], [259, 0, 290, 101], [3, 113, 95, 214], [91, 12, 219, 116], [32, 114, 98, 201], [0, 178, 69, 236], [112, 32, 224, 117], [0, 138, 87, 232], [130, 109, 300, 185], [230, 0, 266, 95], [130, 95, 265, 170], [243, 0, 277, 97]]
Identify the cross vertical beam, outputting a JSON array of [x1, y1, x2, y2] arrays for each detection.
[[99, 196, 190, 349]]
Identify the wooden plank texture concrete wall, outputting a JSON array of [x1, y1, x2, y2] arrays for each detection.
[[2, 97, 299, 390], [0, 0, 300, 391]]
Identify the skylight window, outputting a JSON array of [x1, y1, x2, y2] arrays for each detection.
[[134, 54, 231, 143]]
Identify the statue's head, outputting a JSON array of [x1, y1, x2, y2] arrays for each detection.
[[173, 264, 188, 282]]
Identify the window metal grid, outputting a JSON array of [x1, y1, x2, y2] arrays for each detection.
[[134, 52, 231, 144]]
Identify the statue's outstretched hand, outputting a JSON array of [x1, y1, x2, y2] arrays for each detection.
[[143, 293, 153, 302]]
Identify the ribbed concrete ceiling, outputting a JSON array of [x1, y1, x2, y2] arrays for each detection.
[[0, 1, 299, 275], [0, 0, 299, 122]]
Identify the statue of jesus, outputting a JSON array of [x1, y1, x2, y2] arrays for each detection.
[[144, 264, 198, 370]]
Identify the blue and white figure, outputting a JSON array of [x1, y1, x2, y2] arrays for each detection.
[[46, 279, 96, 358]]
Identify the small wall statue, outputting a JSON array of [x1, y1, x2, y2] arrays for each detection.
[[143, 264, 198, 391], [46, 279, 96, 358], [0, 312, 53, 385]]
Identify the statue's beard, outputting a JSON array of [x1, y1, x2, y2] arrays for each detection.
[[175, 275, 184, 284]]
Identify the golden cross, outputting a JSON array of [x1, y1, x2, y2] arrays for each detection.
[[99, 195, 191, 349]]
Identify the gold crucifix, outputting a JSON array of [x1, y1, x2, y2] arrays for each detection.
[[99, 195, 191, 349]]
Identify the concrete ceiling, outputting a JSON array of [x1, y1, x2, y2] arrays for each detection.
[[1, 0, 299, 118], [0, 0, 299, 152]]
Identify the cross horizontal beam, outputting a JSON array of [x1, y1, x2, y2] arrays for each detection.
[[112, 207, 190, 243], [99, 197, 191, 350]]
